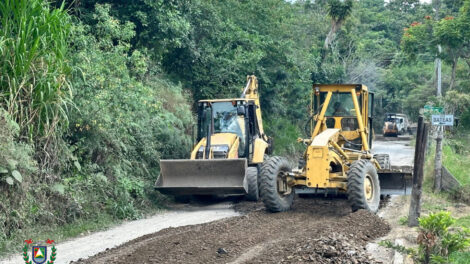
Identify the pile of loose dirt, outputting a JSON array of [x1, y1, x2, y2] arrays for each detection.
[[251, 209, 390, 263], [75, 198, 390, 264]]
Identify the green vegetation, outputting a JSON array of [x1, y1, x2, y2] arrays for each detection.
[[0, 0, 72, 145], [381, 212, 470, 264], [455, 216, 470, 228], [1, 0, 470, 257], [0, 0, 189, 255], [452, 216, 470, 263], [444, 136, 470, 186], [399, 215, 409, 226], [442, 135, 470, 203]]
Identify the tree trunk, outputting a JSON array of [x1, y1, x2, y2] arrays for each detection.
[[409, 117, 429, 227], [449, 57, 458, 91], [434, 126, 443, 192], [324, 19, 341, 49]]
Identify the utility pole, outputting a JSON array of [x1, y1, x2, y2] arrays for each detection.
[[436, 47, 442, 97], [433, 0, 443, 192], [434, 46, 443, 192]]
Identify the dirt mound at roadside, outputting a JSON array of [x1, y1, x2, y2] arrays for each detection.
[[76, 198, 390, 264], [252, 209, 390, 263]]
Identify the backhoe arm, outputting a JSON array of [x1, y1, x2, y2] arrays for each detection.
[[241, 75, 267, 140]]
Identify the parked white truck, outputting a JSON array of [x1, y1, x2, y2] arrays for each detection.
[[383, 113, 410, 137]]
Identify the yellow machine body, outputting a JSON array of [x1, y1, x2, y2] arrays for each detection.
[[291, 84, 410, 195], [156, 76, 271, 196]]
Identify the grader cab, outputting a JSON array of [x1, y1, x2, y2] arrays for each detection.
[[259, 84, 412, 213]]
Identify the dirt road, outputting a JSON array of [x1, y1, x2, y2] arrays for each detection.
[[2, 138, 414, 264], [73, 137, 414, 264], [75, 199, 390, 264]]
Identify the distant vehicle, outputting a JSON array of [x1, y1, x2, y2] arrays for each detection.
[[383, 113, 409, 137]]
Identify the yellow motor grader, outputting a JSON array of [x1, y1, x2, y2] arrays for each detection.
[[155, 76, 271, 201], [259, 84, 411, 212]]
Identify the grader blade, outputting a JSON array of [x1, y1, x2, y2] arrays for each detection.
[[378, 167, 413, 195], [155, 159, 248, 195]]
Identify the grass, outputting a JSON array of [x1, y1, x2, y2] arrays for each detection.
[[455, 215, 470, 228], [451, 216, 470, 264], [450, 251, 470, 264], [421, 190, 453, 213], [443, 144, 470, 186], [423, 134, 470, 189], [0, 0, 72, 141], [398, 216, 409, 226]]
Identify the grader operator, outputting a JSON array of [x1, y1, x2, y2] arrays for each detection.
[[259, 84, 411, 213]]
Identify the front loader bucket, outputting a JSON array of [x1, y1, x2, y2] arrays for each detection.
[[378, 166, 413, 195], [155, 159, 248, 195]]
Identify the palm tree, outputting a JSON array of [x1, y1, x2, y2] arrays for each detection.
[[324, 0, 354, 49]]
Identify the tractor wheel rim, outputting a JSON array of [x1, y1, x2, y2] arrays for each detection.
[[277, 170, 289, 197], [364, 174, 373, 201]]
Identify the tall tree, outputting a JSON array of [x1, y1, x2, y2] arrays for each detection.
[[324, 0, 354, 49]]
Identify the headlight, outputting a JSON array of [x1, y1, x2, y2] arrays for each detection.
[[211, 145, 229, 152], [211, 145, 229, 159]]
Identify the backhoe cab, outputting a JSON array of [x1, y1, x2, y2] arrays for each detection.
[[260, 84, 411, 213], [156, 76, 271, 200]]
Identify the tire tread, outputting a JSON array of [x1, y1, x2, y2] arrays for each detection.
[[259, 156, 294, 212]]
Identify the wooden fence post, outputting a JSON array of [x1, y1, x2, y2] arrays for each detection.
[[434, 125, 443, 192], [408, 116, 429, 227]]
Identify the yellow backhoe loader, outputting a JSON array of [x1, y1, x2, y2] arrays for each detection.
[[260, 84, 411, 212], [155, 75, 271, 201]]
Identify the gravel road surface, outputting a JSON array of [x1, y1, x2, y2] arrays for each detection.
[[1, 137, 414, 264]]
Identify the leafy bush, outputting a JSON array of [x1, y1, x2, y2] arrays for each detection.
[[460, 108, 470, 130], [381, 212, 470, 264], [64, 4, 193, 219], [0, 110, 37, 185], [0, 110, 38, 251], [264, 117, 304, 160]]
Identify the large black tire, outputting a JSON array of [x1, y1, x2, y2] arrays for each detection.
[[347, 159, 380, 213], [374, 154, 390, 170], [245, 167, 259, 201], [259, 156, 294, 212]]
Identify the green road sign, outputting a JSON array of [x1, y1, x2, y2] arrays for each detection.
[[423, 105, 444, 114]]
